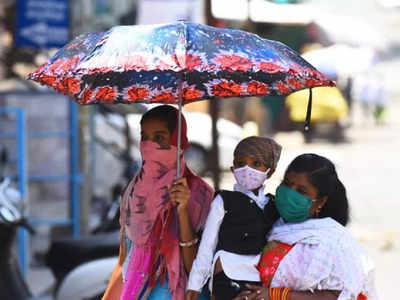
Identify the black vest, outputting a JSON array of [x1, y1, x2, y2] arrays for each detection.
[[216, 190, 279, 255]]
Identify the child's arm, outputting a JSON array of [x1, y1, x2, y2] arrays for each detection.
[[186, 195, 225, 295]]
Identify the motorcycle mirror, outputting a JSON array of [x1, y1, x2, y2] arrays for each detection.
[[0, 206, 19, 223]]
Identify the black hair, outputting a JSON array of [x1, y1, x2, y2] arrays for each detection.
[[285, 153, 350, 226], [140, 105, 177, 134]]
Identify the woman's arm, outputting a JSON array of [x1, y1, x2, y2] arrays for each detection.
[[169, 177, 197, 273], [233, 285, 340, 300]]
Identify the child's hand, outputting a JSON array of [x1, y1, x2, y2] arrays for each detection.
[[185, 290, 199, 300], [168, 177, 190, 213]]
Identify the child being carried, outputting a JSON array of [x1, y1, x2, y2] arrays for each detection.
[[186, 136, 282, 300]]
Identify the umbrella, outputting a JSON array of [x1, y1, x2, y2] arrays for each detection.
[[28, 21, 334, 175]]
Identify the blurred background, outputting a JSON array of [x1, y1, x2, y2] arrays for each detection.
[[0, 0, 399, 299]]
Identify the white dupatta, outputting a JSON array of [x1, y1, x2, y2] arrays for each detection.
[[268, 218, 378, 300]]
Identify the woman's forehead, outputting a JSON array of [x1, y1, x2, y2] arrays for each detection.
[[141, 118, 169, 132], [285, 171, 311, 185]]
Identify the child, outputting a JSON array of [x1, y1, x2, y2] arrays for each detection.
[[186, 136, 282, 300]]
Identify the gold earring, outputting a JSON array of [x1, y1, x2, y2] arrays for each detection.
[[315, 206, 322, 217]]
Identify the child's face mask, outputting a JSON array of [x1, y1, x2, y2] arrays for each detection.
[[233, 165, 270, 191]]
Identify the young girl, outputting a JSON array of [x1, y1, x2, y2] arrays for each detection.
[[102, 105, 214, 300], [236, 154, 377, 300], [186, 136, 282, 300]]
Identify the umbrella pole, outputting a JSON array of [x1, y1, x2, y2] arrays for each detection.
[[176, 95, 183, 179], [304, 88, 313, 131]]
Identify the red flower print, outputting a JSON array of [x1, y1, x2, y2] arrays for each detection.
[[39, 75, 57, 86], [247, 81, 268, 95], [288, 64, 304, 75], [185, 54, 202, 70], [213, 81, 242, 97], [47, 56, 78, 75], [62, 77, 81, 94], [306, 78, 320, 88], [29, 64, 46, 78], [259, 62, 285, 73], [55, 81, 67, 94], [48, 58, 66, 74], [213, 55, 252, 72], [80, 89, 93, 104], [276, 81, 291, 94], [60, 56, 79, 73], [287, 78, 303, 90], [310, 69, 332, 83], [126, 87, 149, 101], [95, 86, 117, 102], [86, 67, 113, 74], [152, 92, 175, 103], [324, 79, 336, 87], [183, 88, 202, 101]]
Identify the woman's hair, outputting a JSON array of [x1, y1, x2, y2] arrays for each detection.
[[285, 153, 350, 226], [140, 105, 177, 134]]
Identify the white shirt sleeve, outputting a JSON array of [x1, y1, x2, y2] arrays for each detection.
[[187, 195, 225, 292]]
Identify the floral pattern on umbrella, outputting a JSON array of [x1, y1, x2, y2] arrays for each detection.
[[28, 22, 334, 105]]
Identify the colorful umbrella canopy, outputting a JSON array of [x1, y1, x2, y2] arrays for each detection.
[[27, 21, 335, 177], [28, 21, 334, 105]]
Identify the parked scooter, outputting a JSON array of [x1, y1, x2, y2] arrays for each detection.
[[0, 148, 43, 300], [45, 105, 139, 299]]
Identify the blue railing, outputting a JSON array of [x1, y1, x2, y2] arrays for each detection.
[[0, 92, 80, 274], [0, 106, 28, 273]]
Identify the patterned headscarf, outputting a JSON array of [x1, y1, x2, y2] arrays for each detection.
[[234, 136, 282, 169]]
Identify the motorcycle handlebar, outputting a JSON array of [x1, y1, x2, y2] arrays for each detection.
[[18, 219, 36, 235]]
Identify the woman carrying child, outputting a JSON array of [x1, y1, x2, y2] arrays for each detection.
[[235, 154, 378, 300]]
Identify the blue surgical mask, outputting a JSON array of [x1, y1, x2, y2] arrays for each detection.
[[275, 185, 315, 223]]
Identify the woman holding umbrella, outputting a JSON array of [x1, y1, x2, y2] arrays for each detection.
[[102, 105, 214, 300], [234, 154, 377, 300]]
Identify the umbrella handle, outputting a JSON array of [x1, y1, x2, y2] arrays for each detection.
[[304, 88, 313, 132]]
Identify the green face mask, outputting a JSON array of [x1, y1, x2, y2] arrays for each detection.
[[275, 185, 313, 223]]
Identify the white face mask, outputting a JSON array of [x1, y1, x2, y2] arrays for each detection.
[[233, 165, 270, 191]]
